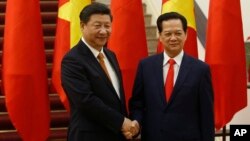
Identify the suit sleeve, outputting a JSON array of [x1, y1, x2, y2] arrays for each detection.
[[129, 61, 145, 125], [199, 65, 215, 141], [61, 55, 124, 134]]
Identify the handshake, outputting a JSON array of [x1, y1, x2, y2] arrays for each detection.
[[121, 117, 140, 139]]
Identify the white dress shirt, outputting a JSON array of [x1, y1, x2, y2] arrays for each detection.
[[163, 50, 184, 85]]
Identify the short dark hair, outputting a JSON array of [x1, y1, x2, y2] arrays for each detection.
[[79, 2, 112, 24], [156, 12, 187, 33]]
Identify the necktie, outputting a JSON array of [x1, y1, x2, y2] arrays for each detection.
[[97, 52, 111, 81], [165, 59, 175, 102]]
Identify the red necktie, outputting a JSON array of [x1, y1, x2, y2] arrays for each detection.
[[165, 59, 175, 101], [97, 52, 111, 81]]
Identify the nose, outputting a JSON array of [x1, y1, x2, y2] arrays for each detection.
[[169, 34, 177, 40], [170, 33, 178, 40], [99, 26, 110, 35]]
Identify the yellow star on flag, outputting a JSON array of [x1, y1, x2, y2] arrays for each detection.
[[58, 0, 91, 48]]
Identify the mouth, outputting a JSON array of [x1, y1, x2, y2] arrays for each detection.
[[169, 44, 178, 47], [97, 36, 108, 40]]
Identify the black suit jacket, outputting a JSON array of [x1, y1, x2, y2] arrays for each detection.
[[61, 40, 127, 141], [129, 53, 215, 141]]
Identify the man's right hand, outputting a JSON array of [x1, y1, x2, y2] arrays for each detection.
[[121, 117, 140, 139]]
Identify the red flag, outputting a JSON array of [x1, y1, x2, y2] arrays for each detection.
[[52, 0, 90, 111], [157, 0, 198, 58], [205, 0, 247, 130], [108, 0, 148, 105], [3, 0, 50, 140]]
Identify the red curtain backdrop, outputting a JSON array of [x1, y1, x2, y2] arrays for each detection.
[[108, 0, 148, 105], [205, 0, 247, 130], [3, 0, 50, 140], [52, 0, 90, 111], [157, 0, 198, 58]]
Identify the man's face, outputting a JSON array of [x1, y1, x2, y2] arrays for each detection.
[[81, 14, 111, 50], [159, 19, 187, 57]]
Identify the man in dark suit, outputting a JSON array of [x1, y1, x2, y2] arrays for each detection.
[[61, 3, 137, 141], [129, 12, 215, 141]]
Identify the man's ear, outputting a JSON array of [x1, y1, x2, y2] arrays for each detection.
[[158, 32, 163, 42], [80, 21, 85, 30], [184, 31, 188, 41]]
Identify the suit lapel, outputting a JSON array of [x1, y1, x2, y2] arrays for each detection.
[[77, 41, 120, 100], [167, 54, 193, 105], [103, 49, 122, 83], [154, 54, 166, 106], [103, 49, 125, 101]]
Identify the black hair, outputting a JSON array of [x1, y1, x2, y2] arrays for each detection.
[[79, 2, 112, 24], [156, 12, 187, 33]]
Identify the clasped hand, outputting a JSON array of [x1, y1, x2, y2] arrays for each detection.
[[121, 117, 140, 139]]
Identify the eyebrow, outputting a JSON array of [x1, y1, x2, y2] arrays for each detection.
[[164, 30, 183, 33]]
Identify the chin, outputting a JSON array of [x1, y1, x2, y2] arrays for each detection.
[[97, 41, 107, 46], [97, 44, 106, 47]]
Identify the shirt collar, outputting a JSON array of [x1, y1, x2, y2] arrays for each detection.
[[163, 50, 184, 66], [81, 37, 104, 58]]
